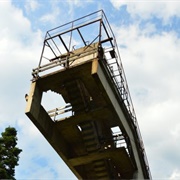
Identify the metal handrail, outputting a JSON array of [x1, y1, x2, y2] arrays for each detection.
[[47, 104, 72, 121], [99, 11, 151, 178]]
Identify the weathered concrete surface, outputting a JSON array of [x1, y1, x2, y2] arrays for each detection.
[[25, 48, 147, 179]]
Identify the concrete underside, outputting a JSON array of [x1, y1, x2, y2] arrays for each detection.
[[25, 58, 145, 179]]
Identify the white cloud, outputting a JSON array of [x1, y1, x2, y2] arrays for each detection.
[[0, 2, 31, 40], [66, 0, 94, 7], [40, 5, 60, 25], [0, 1, 42, 126], [110, 0, 180, 22], [67, 0, 83, 7], [109, 0, 127, 9], [170, 169, 180, 180], [63, 0, 95, 21], [114, 26, 180, 112], [25, 0, 39, 12], [39, 0, 95, 28]]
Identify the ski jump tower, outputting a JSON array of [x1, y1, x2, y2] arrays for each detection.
[[25, 10, 151, 179]]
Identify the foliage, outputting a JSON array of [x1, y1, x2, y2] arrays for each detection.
[[0, 127, 22, 179]]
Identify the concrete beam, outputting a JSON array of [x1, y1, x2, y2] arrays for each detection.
[[68, 147, 131, 167], [25, 82, 82, 179], [91, 61, 145, 179]]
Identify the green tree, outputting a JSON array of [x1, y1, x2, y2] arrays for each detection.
[[0, 127, 22, 179]]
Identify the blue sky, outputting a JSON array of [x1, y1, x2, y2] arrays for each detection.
[[1, 0, 180, 179]]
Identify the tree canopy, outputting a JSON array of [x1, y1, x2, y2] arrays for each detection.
[[0, 127, 22, 179]]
